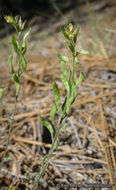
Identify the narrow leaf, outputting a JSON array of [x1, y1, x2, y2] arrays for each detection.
[[19, 16, 22, 29], [61, 74, 69, 93], [66, 96, 74, 114], [22, 28, 31, 55], [71, 84, 77, 104], [61, 29, 70, 40], [74, 56, 80, 65], [61, 61, 68, 78], [3, 156, 12, 162], [52, 141, 59, 151], [12, 36, 19, 54], [0, 86, 7, 102], [74, 26, 79, 44], [40, 117, 54, 142], [42, 153, 55, 164], [61, 97, 67, 120], [21, 55, 27, 72], [77, 49, 90, 55], [41, 153, 55, 170], [66, 82, 77, 114], [21, 20, 26, 30], [8, 54, 14, 74], [61, 97, 67, 113], [50, 102, 57, 125], [68, 70, 72, 97], [53, 82, 60, 112], [13, 74, 20, 96], [65, 41, 75, 54], [76, 72, 84, 87], [57, 53, 70, 63], [72, 84, 77, 98], [61, 123, 68, 131]]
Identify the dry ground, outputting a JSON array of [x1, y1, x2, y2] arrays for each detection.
[[0, 1, 116, 190]]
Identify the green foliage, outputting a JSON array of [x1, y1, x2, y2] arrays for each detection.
[[40, 117, 54, 142], [2, 155, 12, 162], [9, 188, 15, 190], [0, 15, 30, 171], [50, 102, 57, 126], [1, 16, 86, 189], [77, 49, 90, 55], [53, 81, 60, 112], [5, 15, 31, 95], [33, 23, 86, 189], [13, 73, 20, 97], [4, 15, 26, 32], [22, 28, 31, 55], [8, 54, 14, 74], [0, 86, 7, 103], [5, 15, 30, 95]]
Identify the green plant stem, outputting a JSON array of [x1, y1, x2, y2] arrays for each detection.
[[72, 57, 75, 84], [0, 96, 17, 170], [32, 23, 84, 189], [17, 32, 21, 76], [32, 126, 61, 189]]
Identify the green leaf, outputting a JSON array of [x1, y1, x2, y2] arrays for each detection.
[[68, 70, 72, 97], [74, 56, 80, 65], [0, 86, 7, 102], [61, 74, 69, 93], [61, 123, 68, 131], [74, 26, 79, 44], [61, 29, 70, 40], [72, 84, 77, 97], [57, 53, 70, 63], [3, 156, 12, 162], [66, 82, 77, 115], [52, 141, 59, 151], [21, 20, 26, 30], [41, 153, 55, 170], [60, 61, 68, 78], [21, 55, 27, 72], [71, 85, 77, 104], [76, 72, 84, 87], [66, 96, 74, 115], [53, 82, 60, 112], [42, 154, 54, 164], [22, 28, 31, 55], [12, 36, 19, 54], [50, 102, 57, 125], [18, 16, 22, 29], [8, 54, 14, 74], [40, 117, 54, 142], [13, 74, 20, 96], [60, 97, 67, 120], [65, 41, 75, 54], [9, 187, 15, 190], [77, 49, 90, 55], [61, 97, 67, 113]]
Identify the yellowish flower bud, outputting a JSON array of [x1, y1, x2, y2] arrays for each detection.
[[4, 15, 14, 24], [68, 23, 74, 32]]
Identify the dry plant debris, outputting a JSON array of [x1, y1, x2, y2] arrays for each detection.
[[0, 51, 116, 189]]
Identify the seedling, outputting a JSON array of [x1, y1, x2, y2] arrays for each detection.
[[32, 23, 86, 189], [0, 15, 30, 169]]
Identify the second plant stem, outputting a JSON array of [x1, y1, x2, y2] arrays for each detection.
[[32, 126, 61, 189]]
